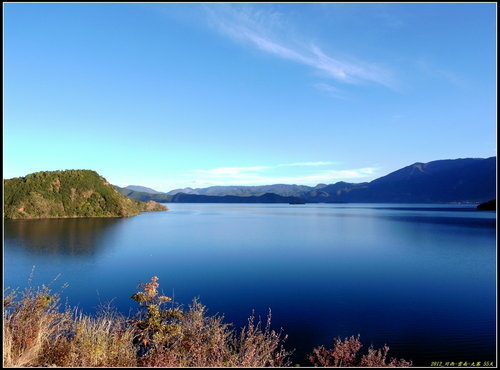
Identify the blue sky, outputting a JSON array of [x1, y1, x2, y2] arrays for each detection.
[[4, 3, 496, 191]]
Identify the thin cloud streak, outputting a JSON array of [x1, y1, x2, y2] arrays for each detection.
[[313, 82, 346, 99], [278, 161, 334, 167], [204, 5, 395, 88], [185, 161, 334, 177], [192, 166, 269, 176], [180, 164, 378, 186]]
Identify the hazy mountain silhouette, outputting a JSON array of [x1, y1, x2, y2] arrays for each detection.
[[116, 157, 496, 204]]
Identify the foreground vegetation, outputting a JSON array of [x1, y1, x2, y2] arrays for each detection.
[[4, 170, 167, 219], [3, 277, 412, 367]]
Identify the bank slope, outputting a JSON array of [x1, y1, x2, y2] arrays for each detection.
[[4, 170, 167, 219]]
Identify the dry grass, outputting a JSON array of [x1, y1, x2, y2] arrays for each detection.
[[232, 311, 291, 367], [62, 311, 137, 367], [133, 277, 291, 367], [3, 285, 138, 367], [3, 277, 411, 367], [309, 334, 412, 367], [3, 286, 72, 367], [139, 301, 290, 367]]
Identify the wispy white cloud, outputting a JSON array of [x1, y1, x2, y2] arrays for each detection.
[[192, 166, 268, 176], [415, 57, 465, 88], [312, 82, 346, 99], [179, 162, 378, 187], [139, 163, 378, 191], [278, 161, 334, 167], [244, 167, 377, 186], [204, 4, 395, 89]]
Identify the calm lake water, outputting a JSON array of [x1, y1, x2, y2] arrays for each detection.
[[4, 203, 497, 366]]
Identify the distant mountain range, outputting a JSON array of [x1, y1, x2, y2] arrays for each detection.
[[115, 157, 496, 204], [170, 192, 304, 204], [166, 184, 314, 197]]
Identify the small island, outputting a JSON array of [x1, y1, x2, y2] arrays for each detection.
[[4, 170, 167, 219], [477, 199, 496, 211]]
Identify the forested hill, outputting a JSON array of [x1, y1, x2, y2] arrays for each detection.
[[4, 170, 167, 219]]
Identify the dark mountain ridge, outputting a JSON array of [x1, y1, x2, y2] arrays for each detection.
[[321, 157, 496, 203], [170, 192, 305, 204]]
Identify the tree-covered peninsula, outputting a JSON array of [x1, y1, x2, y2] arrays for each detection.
[[4, 170, 167, 219]]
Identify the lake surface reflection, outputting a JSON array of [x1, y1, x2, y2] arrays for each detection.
[[4, 203, 496, 365]]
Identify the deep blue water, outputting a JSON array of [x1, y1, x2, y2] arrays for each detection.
[[4, 203, 497, 366]]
